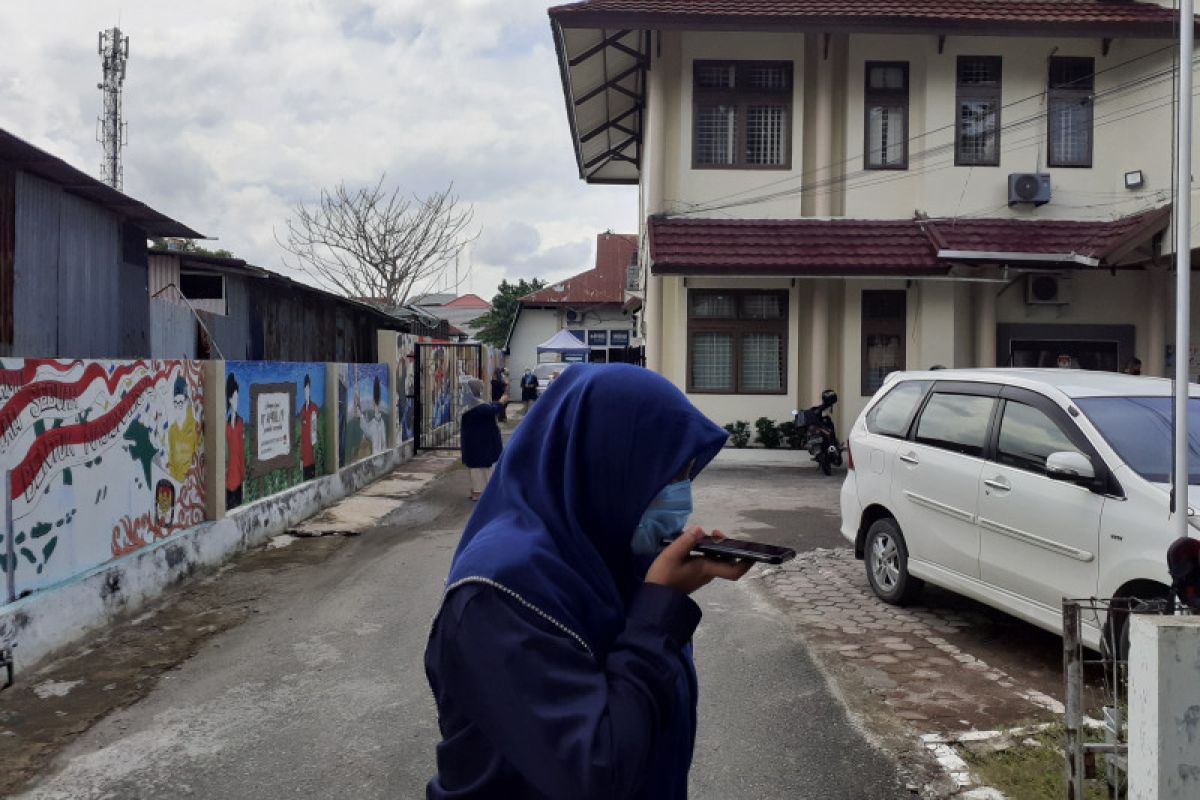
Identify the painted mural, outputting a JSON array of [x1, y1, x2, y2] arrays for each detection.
[[0, 359, 205, 597], [396, 334, 418, 444], [338, 364, 391, 467], [224, 362, 327, 510]]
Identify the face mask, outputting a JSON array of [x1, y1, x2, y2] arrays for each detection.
[[631, 480, 693, 556]]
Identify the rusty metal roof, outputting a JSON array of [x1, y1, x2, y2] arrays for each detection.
[[0, 128, 204, 238], [523, 232, 639, 305]]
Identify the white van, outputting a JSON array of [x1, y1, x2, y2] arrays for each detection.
[[840, 369, 1190, 650]]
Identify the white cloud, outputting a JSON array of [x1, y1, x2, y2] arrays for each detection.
[[0, 0, 637, 301]]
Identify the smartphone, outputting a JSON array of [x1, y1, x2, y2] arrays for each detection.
[[662, 535, 797, 565]]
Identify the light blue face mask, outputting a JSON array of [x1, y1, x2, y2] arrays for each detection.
[[631, 479, 693, 556]]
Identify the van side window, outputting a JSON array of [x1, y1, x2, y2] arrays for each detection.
[[865, 381, 929, 437], [997, 401, 1079, 474], [914, 393, 995, 457]]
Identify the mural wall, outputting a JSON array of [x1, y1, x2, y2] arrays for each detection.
[[338, 363, 391, 467], [224, 362, 328, 510], [0, 359, 205, 596]]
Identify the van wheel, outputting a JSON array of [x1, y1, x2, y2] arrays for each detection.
[[865, 518, 924, 606], [1101, 585, 1171, 665]]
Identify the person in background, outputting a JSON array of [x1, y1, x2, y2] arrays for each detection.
[[1123, 357, 1143, 376], [519, 368, 539, 414], [460, 376, 507, 501], [491, 367, 509, 422], [426, 364, 752, 799]]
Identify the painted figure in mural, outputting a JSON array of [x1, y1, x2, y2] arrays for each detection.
[[226, 374, 245, 510], [425, 365, 749, 799], [459, 376, 507, 501], [300, 374, 320, 481], [349, 374, 388, 461], [520, 368, 539, 414], [399, 346, 415, 443], [165, 375, 199, 483], [432, 347, 451, 429], [155, 480, 176, 527]]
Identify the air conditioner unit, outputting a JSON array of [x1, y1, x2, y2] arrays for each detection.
[[565, 309, 580, 322], [1008, 173, 1052, 206], [1026, 274, 1071, 305]]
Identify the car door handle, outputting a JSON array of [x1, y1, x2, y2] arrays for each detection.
[[984, 477, 1011, 492], [899, 452, 919, 465]]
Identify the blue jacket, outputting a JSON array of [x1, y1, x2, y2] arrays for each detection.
[[425, 364, 728, 799]]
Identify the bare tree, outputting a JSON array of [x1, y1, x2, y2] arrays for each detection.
[[277, 177, 476, 307]]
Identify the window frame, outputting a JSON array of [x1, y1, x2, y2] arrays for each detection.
[[1047, 56, 1095, 169], [692, 60, 794, 171], [686, 289, 789, 395], [954, 56, 1003, 167], [863, 61, 910, 171], [860, 289, 908, 396]]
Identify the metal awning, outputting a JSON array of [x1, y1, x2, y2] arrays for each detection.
[[550, 24, 648, 185]]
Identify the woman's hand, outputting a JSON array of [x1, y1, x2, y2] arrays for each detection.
[[645, 527, 752, 596]]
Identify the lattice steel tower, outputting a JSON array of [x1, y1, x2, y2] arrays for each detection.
[[97, 27, 130, 190]]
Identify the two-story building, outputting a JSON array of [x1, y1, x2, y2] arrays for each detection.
[[550, 0, 1196, 429]]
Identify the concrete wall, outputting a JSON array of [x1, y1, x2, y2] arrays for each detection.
[[0, 353, 419, 670], [1129, 616, 1200, 799]]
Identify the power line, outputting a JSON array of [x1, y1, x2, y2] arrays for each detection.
[[671, 45, 1187, 217]]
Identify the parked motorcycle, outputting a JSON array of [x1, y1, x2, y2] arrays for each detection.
[[793, 389, 843, 476]]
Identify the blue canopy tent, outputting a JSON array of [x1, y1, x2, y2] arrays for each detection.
[[536, 329, 591, 363]]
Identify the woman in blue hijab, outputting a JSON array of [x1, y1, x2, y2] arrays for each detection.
[[425, 364, 750, 799]]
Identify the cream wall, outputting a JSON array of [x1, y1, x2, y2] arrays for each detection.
[[842, 36, 1183, 224], [507, 309, 560, 377]]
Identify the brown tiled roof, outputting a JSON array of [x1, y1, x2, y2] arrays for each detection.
[[924, 206, 1172, 261], [523, 232, 638, 306], [648, 207, 1170, 275], [550, 0, 1181, 36], [649, 218, 943, 275]]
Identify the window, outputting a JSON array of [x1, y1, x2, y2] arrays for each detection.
[[866, 380, 930, 437], [610, 330, 630, 347], [996, 401, 1079, 475], [1048, 57, 1094, 167], [688, 290, 788, 394], [567, 329, 585, 342], [915, 394, 996, 457], [864, 62, 909, 169], [956, 56, 1002, 166], [588, 330, 608, 346], [180, 272, 224, 300], [693, 61, 792, 169], [861, 290, 906, 395]]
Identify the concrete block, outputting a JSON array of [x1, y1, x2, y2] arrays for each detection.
[[1129, 615, 1200, 799]]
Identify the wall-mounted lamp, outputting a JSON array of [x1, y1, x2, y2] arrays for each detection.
[[1124, 169, 1145, 190]]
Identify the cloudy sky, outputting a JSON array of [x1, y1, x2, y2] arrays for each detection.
[[0, 0, 636, 301]]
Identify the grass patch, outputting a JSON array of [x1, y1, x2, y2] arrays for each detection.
[[962, 728, 1113, 800]]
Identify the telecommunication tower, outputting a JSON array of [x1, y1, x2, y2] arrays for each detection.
[[96, 27, 130, 191]]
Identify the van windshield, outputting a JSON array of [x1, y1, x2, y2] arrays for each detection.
[[1076, 396, 1200, 484]]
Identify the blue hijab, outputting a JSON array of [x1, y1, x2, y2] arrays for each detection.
[[445, 362, 728, 654]]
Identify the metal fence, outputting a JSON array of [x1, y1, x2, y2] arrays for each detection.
[[1062, 597, 1178, 800]]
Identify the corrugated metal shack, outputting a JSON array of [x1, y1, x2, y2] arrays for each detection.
[[0, 128, 203, 358], [147, 251, 423, 362]]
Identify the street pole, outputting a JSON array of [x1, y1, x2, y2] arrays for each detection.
[[1175, 0, 1194, 539]]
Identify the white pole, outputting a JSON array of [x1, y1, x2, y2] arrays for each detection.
[[1175, 0, 1195, 539]]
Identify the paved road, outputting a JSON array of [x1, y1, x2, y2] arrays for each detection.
[[18, 461, 908, 800]]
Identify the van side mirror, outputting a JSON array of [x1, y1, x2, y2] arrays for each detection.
[[1046, 451, 1096, 483]]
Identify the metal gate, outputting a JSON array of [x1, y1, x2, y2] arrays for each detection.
[[414, 342, 482, 451]]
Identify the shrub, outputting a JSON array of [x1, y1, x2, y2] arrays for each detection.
[[724, 421, 751, 448], [755, 417, 782, 449], [778, 420, 805, 450]]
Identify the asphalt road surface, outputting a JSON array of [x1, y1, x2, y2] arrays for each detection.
[[17, 462, 908, 800]]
